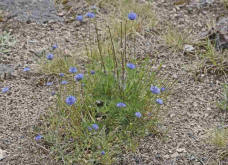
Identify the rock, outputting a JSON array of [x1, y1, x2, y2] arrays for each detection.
[[0, 149, 6, 160], [176, 148, 186, 153], [0, 0, 63, 24], [184, 44, 195, 52]]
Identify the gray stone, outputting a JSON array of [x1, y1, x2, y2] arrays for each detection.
[[0, 0, 63, 24]]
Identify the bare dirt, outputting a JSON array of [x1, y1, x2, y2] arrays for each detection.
[[0, 0, 227, 164]]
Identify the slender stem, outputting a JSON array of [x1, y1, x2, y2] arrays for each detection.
[[88, 19, 93, 58], [124, 20, 127, 65], [121, 22, 125, 99], [107, 25, 119, 82], [72, 74, 75, 96], [95, 22, 106, 73]]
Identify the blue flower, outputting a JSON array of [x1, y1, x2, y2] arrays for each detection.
[[35, 134, 43, 141], [127, 63, 136, 69], [1, 87, 9, 93], [128, 12, 137, 20], [59, 73, 64, 77], [52, 44, 58, 50], [61, 80, 68, 85], [69, 67, 77, 73], [46, 82, 53, 86], [101, 151, 105, 155], [88, 126, 92, 131], [46, 53, 54, 60], [86, 12, 95, 18], [135, 112, 142, 118], [92, 124, 99, 131], [65, 96, 77, 106], [76, 15, 83, 22], [116, 102, 126, 108], [161, 87, 165, 92], [74, 74, 84, 81], [156, 98, 163, 105], [90, 70, 95, 75], [150, 86, 160, 94], [23, 67, 30, 72], [51, 91, 56, 96]]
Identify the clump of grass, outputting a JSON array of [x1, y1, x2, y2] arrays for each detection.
[[221, 0, 228, 8], [36, 10, 169, 164], [196, 39, 228, 76], [0, 31, 16, 55], [210, 127, 228, 148], [163, 25, 189, 50], [218, 84, 228, 112]]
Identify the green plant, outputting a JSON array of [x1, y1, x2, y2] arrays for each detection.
[[218, 84, 228, 112], [37, 5, 169, 165], [0, 31, 16, 54], [163, 25, 189, 50], [210, 127, 228, 148]]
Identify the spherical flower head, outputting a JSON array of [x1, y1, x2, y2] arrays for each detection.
[[150, 86, 160, 94], [127, 63, 136, 69], [1, 87, 9, 93], [135, 112, 142, 118], [61, 80, 68, 85], [51, 91, 56, 96], [74, 73, 84, 81], [23, 67, 30, 72], [161, 87, 165, 92], [46, 82, 53, 86], [128, 12, 137, 20], [52, 44, 58, 50], [65, 96, 77, 106], [86, 12, 95, 18], [59, 73, 64, 77], [35, 134, 43, 141], [90, 70, 95, 75], [46, 53, 54, 60], [76, 15, 83, 22], [101, 151, 105, 155], [88, 126, 92, 131], [69, 67, 77, 73], [116, 102, 126, 108], [156, 98, 163, 105], [92, 124, 99, 131]]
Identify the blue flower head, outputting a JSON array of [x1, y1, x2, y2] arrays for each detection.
[[76, 15, 83, 22], [23, 67, 30, 72], [92, 124, 99, 131], [52, 44, 58, 50], [88, 126, 92, 131], [86, 12, 95, 18], [61, 80, 68, 85], [116, 102, 126, 108], [46, 53, 54, 60], [51, 91, 56, 96], [59, 73, 64, 77], [161, 87, 165, 92], [74, 73, 84, 81], [1, 87, 9, 93], [156, 98, 163, 105], [128, 12, 137, 20], [69, 67, 77, 73], [150, 86, 160, 94], [127, 63, 136, 69], [90, 70, 95, 75], [46, 82, 53, 86], [101, 151, 105, 155], [65, 96, 77, 106], [35, 134, 43, 141], [135, 112, 142, 118]]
